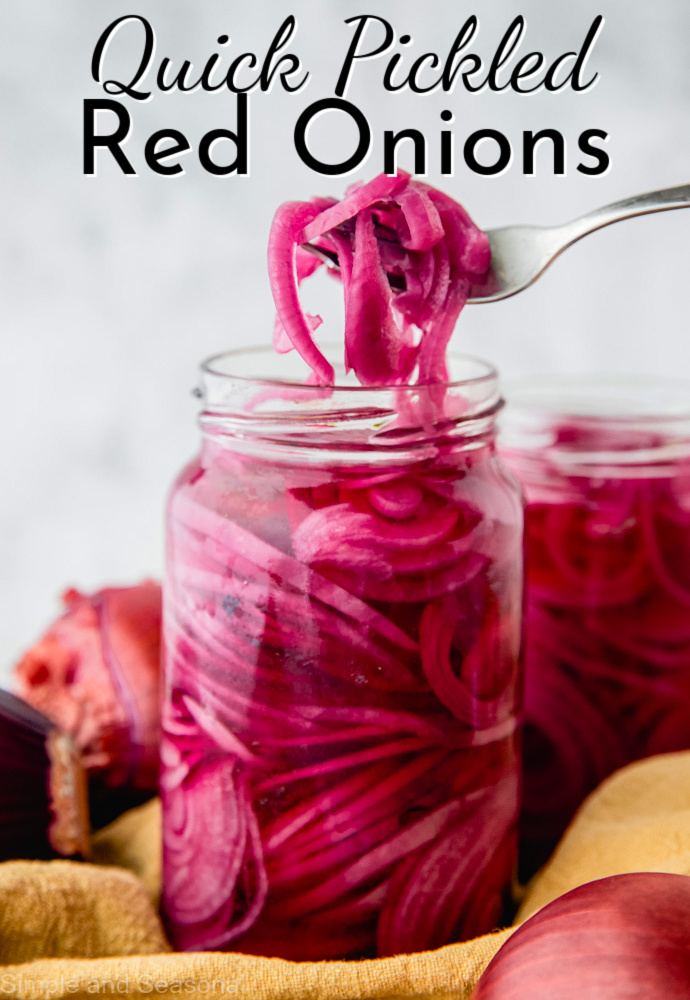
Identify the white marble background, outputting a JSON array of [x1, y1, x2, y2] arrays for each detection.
[[1, 0, 689, 680]]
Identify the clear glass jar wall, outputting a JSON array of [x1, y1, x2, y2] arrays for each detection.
[[161, 349, 524, 959], [500, 376, 690, 870]]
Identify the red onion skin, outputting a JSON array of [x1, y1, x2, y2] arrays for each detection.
[[472, 873, 690, 1000]]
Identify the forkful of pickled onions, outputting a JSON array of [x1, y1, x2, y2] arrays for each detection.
[[299, 177, 690, 308]]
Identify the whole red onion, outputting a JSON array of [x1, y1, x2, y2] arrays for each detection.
[[14, 582, 161, 822], [472, 873, 690, 999]]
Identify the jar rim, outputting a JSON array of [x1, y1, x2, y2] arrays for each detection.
[[200, 345, 498, 394], [197, 347, 502, 460], [502, 373, 690, 423], [499, 373, 690, 474]]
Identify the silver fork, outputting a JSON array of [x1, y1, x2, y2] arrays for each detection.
[[302, 184, 690, 304]]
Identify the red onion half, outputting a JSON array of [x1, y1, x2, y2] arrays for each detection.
[[472, 872, 690, 999], [14, 582, 162, 824]]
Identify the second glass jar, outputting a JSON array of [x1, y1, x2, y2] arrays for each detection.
[[161, 349, 524, 960], [501, 376, 690, 869]]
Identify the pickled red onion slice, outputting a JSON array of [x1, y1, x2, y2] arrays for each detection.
[[267, 199, 336, 385]]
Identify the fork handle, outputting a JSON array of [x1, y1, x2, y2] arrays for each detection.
[[562, 184, 690, 244]]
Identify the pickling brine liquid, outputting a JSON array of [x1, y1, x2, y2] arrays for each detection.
[[160, 352, 524, 959]]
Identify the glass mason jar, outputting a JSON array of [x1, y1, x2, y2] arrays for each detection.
[[500, 376, 690, 870], [161, 348, 524, 960]]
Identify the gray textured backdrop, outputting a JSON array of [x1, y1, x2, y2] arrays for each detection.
[[1, 0, 689, 680]]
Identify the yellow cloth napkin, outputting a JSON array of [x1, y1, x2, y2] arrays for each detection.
[[0, 932, 511, 1000], [0, 802, 512, 999], [0, 860, 169, 962], [91, 798, 162, 907], [2, 750, 690, 999]]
